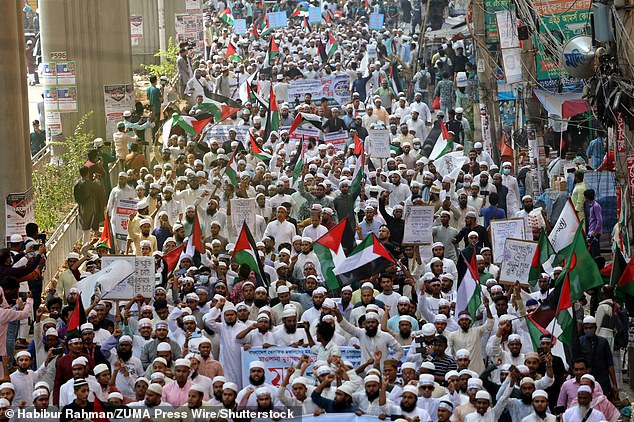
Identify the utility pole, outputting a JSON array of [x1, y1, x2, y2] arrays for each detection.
[[470, 0, 500, 157]]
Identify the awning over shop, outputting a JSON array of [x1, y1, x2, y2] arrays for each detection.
[[533, 88, 592, 118]]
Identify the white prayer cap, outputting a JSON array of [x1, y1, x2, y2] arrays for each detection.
[[475, 390, 491, 401], [249, 360, 265, 370], [532, 390, 548, 400]]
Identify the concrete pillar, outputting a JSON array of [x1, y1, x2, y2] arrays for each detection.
[[0, 0, 34, 243], [129, 0, 187, 71], [39, 0, 133, 140]]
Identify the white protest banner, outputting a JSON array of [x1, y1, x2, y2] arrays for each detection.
[[104, 84, 134, 140], [489, 218, 526, 264], [230, 198, 256, 235], [113, 198, 138, 251], [241, 346, 362, 388], [185, 0, 202, 12], [499, 238, 538, 286], [288, 76, 350, 106], [402, 205, 435, 244], [434, 151, 468, 180], [548, 199, 579, 252], [323, 131, 348, 151], [367, 128, 391, 158], [204, 125, 250, 145], [5, 188, 34, 242], [101, 256, 155, 299], [75, 259, 135, 309]]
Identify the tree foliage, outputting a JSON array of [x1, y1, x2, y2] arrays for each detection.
[[141, 37, 180, 81], [32, 113, 94, 233]]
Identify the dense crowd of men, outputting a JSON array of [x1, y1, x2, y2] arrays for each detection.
[[7, 0, 630, 421]]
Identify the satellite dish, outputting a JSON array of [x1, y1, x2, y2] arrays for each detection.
[[561, 36, 596, 78]]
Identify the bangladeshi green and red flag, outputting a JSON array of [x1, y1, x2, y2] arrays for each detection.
[[233, 222, 267, 286], [615, 249, 634, 298], [526, 224, 603, 358], [333, 234, 396, 286], [313, 219, 349, 290]]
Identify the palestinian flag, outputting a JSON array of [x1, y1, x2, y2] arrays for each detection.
[[218, 8, 234, 26], [616, 250, 634, 298], [249, 132, 272, 161], [557, 224, 603, 302], [350, 144, 365, 199], [289, 138, 304, 187], [313, 219, 349, 290], [288, 112, 323, 134], [185, 210, 205, 258], [225, 149, 240, 186], [326, 32, 338, 58], [528, 230, 555, 286], [353, 134, 363, 155], [93, 398, 109, 422], [455, 253, 481, 323], [226, 43, 241, 62], [303, 16, 311, 32], [162, 243, 185, 274], [267, 84, 280, 133], [66, 298, 86, 339], [232, 222, 267, 286], [317, 40, 328, 63], [96, 213, 113, 250], [389, 64, 401, 96], [161, 114, 210, 145], [268, 36, 279, 62], [292, 4, 308, 16], [260, 15, 272, 37], [333, 234, 397, 286], [428, 119, 453, 160], [251, 22, 259, 39], [200, 94, 242, 123]]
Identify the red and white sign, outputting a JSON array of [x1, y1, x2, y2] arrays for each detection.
[[627, 156, 634, 206], [616, 112, 626, 153]]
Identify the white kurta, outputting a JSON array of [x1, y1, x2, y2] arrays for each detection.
[[203, 308, 247, 388]]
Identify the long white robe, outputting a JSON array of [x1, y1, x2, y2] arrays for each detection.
[[203, 308, 247, 388]]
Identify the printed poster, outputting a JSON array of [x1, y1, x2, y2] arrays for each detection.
[[5, 188, 34, 243], [402, 205, 435, 244], [56, 87, 78, 112], [43, 87, 58, 112], [41, 63, 57, 86], [55, 62, 76, 85], [267, 11, 288, 28], [130, 16, 144, 45], [104, 83, 135, 140], [308, 6, 322, 23], [45, 111, 63, 136], [369, 13, 384, 30], [113, 198, 139, 252], [101, 256, 155, 299], [185, 0, 202, 13], [234, 19, 247, 34], [175, 13, 204, 52], [323, 131, 348, 151]]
